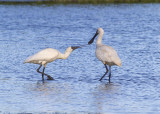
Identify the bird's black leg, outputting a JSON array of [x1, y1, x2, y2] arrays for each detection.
[[42, 67, 45, 81], [37, 64, 42, 73], [36, 64, 44, 81], [37, 65, 54, 80], [44, 67, 54, 80], [109, 66, 111, 83], [99, 64, 108, 81]]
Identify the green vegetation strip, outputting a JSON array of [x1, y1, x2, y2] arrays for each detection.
[[0, 0, 160, 5]]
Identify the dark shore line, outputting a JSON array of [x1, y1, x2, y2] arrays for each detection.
[[0, 0, 160, 5]]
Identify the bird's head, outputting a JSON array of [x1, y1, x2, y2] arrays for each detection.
[[97, 28, 104, 34], [88, 28, 104, 45], [66, 46, 81, 52], [71, 46, 81, 51]]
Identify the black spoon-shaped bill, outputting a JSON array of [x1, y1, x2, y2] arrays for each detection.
[[88, 32, 98, 45]]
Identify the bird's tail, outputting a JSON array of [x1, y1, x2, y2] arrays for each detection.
[[115, 58, 122, 67], [23, 61, 27, 64], [117, 62, 122, 67], [23, 60, 28, 64], [23, 56, 32, 64]]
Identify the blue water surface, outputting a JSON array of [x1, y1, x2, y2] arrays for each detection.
[[0, 4, 160, 113]]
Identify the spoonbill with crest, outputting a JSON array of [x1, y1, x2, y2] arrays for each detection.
[[88, 28, 121, 82], [24, 46, 80, 81]]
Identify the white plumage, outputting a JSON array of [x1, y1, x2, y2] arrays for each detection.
[[88, 28, 121, 82], [24, 48, 59, 65], [96, 44, 121, 66], [24, 46, 80, 80]]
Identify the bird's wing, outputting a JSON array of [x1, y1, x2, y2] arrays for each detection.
[[24, 48, 59, 64], [96, 45, 121, 66]]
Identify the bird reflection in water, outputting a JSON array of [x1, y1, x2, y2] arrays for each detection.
[[92, 82, 120, 113], [32, 81, 72, 103]]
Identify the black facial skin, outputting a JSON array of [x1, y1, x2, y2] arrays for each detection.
[[71, 46, 81, 50]]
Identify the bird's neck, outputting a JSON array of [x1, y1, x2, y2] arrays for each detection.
[[58, 51, 72, 59], [96, 33, 103, 45]]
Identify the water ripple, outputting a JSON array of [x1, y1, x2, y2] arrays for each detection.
[[0, 4, 160, 113]]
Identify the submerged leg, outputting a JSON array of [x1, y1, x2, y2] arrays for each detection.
[[37, 64, 42, 73], [42, 66, 45, 81], [43, 66, 54, 80], [37, 64, 54, 80], [99, 64, 108, 81], [109, 66, 111, 83]]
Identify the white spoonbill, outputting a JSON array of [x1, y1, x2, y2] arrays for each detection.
[[88, 28, 121, 82], [24, 46, 80, 81]]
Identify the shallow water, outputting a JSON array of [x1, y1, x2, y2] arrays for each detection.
[[0, 4, 160, 113]]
